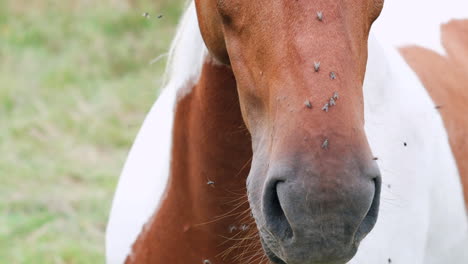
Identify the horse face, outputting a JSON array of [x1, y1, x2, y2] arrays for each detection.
[[195, 0, 384, 263]]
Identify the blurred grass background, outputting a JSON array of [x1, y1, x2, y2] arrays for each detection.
[[0, 0, 185, 263]]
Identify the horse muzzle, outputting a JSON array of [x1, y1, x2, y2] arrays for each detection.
[[251, 158, 381, 264]]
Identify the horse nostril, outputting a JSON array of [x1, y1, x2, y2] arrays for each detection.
[[263, 180, 294, 240], [356, 175, 381, 240], [258, 166, 381, 264]]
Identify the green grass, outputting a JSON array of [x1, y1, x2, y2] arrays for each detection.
[[0, 0, 185, 263]]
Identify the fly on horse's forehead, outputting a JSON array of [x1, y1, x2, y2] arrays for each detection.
[[314, 61, 321, 72], [305, 100, 312, 109], [330, 71, 337, 80], [317, 11, 323, 21]]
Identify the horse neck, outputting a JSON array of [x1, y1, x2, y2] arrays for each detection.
[[127, 59, 261, 263]]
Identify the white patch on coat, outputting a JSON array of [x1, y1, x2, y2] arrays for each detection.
[[373, 0, 468, 54], [348, 34, 468, 264]]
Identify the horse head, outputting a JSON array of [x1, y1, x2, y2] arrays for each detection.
[[194, 1, 384, 263]]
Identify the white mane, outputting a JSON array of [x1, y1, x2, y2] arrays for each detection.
[[106, 2, 206, 263], [162, 1, 208, 96]]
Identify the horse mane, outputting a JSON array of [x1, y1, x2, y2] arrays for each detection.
[[161, 0, 207, 98]]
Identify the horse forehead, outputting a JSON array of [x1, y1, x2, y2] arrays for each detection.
[[195, 0, 376, 63], [204, 0, 372, 24]]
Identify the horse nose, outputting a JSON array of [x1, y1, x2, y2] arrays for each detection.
[[261, 165, 381, 262]]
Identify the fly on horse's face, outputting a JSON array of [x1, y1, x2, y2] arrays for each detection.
[[195, 0, 384, 263]]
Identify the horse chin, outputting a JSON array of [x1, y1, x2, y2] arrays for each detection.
[[260, 233, 359, 264], [247, 163, 380, 264], [254, 194, 378, 264]]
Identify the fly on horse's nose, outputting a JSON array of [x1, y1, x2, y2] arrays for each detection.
[[333, 92, 339, 100], [322, 139, 329, 149], [322, 103, 329, 112]]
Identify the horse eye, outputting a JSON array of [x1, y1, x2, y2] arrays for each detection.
[[219, 11, 233, 25]]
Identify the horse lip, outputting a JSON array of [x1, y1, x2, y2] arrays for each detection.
[[260, 236, 287, 264]]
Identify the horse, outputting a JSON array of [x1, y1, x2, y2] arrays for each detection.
[[106, 1, 468, 263]]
